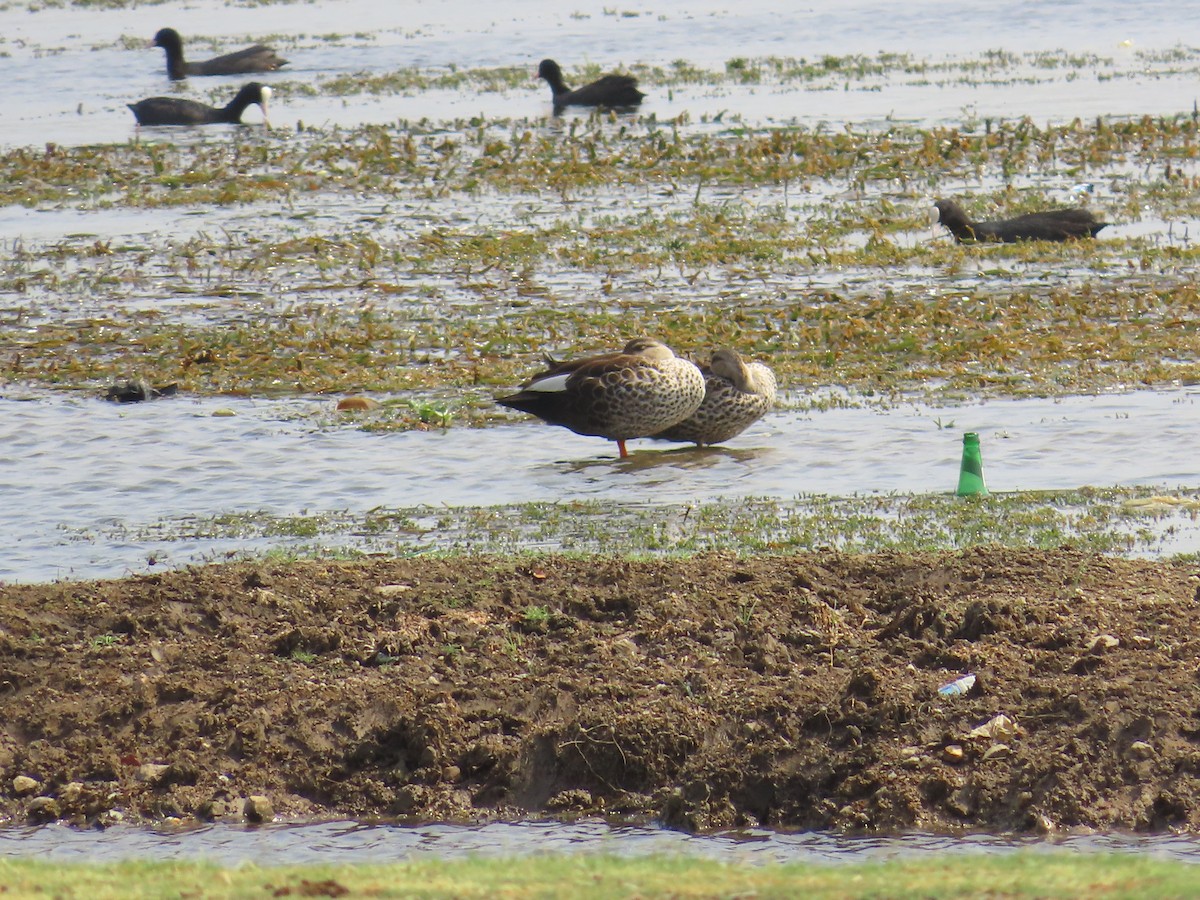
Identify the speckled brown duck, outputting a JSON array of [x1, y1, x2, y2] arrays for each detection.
[[653, 349, 776, 446], [536, 59, 645, 115], [153, 28, 288, 81], [934, 199, 1107, 243], [497, 338, 704, 458]]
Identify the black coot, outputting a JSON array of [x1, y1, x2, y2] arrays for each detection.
[[128, 82, 271, 126], [934, 199, 1107, 243], [536, 59, 644, 115], [153, 28, 287, 81]]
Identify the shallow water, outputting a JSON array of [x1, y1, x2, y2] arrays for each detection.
[[2, 0, 1200, 147], [4, 819, 1200, 867], [2, 388, 1198, 583]]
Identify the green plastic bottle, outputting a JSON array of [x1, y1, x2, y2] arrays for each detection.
[[956, 432, 988, 496]]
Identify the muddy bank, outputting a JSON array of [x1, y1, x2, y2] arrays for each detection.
[[1, 548, 1198, 833]]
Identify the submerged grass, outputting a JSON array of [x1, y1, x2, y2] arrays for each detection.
[[80, 486, 1200, 565]]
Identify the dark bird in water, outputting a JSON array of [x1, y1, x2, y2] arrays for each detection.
[[933, 199, 1108, 243], [105, 380, 178, 403], [153, 27, 288, 81], [127, 82, 271, 126], [536, 58, 645, 115], [497, 338, 704, 459], [653, 349, 777, 446]]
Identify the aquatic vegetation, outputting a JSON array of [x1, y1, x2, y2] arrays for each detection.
[[83, 485, 1200, 564], [1, 55, 1198, 429]]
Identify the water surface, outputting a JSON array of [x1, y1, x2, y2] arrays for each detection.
[[2, 388, 1198, 583], [5, 819, 1200, 867]]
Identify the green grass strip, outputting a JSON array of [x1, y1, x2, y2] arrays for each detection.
[[1, 852, 1198, 898]]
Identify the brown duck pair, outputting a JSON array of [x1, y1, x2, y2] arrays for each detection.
[[498, 339, 775, 458]]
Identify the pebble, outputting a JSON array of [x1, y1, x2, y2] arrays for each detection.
[[1086, 634, 1120, 654], [12, 775, 39, 796], [196, 799, 228, 820], [1128, 740, 1155, 760], [336, 396, 380, 412], [943, 744, 965, 762], [375, 584, 413, 597], [243, 795, 274, 823], [27, 796, 60, 821], [137, 763, 170, 785], [967, 714, 1017, 741]]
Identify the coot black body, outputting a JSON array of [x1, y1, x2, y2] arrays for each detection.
[[536, 58, 644, 115], [127, 82, 271, 126], [934, 199, 1107, 243], [154, 27, 287, 81]]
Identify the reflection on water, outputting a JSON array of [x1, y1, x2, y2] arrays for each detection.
[[3, 820, 1200, 867], [1, 388, 1198, 583], [557, 443, 768, 476]]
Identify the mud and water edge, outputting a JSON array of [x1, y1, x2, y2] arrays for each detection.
[[3, 548, 1198, 838]]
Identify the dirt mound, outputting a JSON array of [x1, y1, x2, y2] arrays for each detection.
[[2, 548, 1199, 832]]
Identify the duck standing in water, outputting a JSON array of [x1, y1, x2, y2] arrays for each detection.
[[653, 349, 777, 446], [497, 338, 704, 458], [128, 82, 271, 126], [153, 27, 288, 81], [536, 58, 645, 115], [933, 199, 1107, 243]]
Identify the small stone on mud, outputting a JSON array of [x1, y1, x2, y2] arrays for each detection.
[[12, 775, 39, 796], [943, 744, 965, 762], [137, 763, 170, 785], [336, 396, 380, 412], [375, 584, 412, 597], [197, 799, 228, 820], [547, 789, 593, 811], [242, 795, 274, 823], [1128, 740, 1155, 760], [967, 714, 1018, 741], [1086, 634, 1120, 654], [441, 765, 461, 782], [26, 796, 59, 822]]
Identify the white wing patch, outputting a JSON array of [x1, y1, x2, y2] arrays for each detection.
[[526, 373, 572, 393]]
